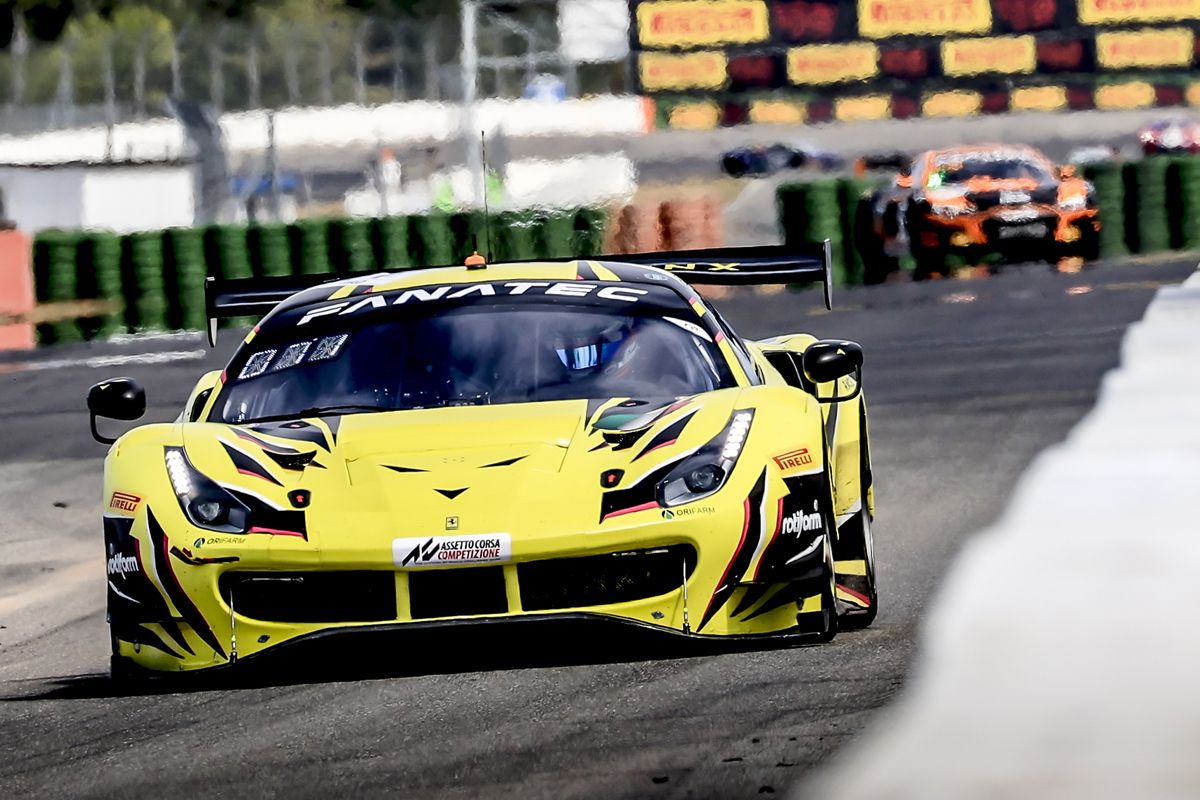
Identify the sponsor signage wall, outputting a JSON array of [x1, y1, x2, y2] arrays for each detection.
[[629, 0, 1200, 125]]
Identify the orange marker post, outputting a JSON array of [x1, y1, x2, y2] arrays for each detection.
[[0, 229, 34, 351]]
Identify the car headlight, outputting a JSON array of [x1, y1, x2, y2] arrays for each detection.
[[164, 447, 249, 533], [931, 203, 972, 217], [657, 410, 752, 507], [1058, 195, 1087, 211]]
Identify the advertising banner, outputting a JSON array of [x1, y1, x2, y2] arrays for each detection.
[[636, 0, 770, 47], [942, 35, 1037, 75], [1095, 27, 1194, 67], [786, 42, 879, 84], [1078, 0, 1200, 25], [857, 0, 992, 38], [639, 51, 730, 90]]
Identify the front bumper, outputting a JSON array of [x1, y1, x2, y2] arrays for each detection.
[[115, 609, 831, 684], [111, 498, 830, 674], [919, 206, 1099, 252]]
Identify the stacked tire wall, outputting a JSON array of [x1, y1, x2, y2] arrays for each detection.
[[29, 208, 608, 342], [779, 155, 1200, 288]]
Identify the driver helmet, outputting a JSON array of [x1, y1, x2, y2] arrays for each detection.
[[554, 319, 633, 373]]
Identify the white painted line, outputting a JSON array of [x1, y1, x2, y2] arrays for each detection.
[[106, 330, 204, 346], [0, 349, 206, 374]]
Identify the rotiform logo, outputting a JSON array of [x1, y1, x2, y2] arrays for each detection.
[[781, 510, 822, 535], [107, 552, 139, 577]]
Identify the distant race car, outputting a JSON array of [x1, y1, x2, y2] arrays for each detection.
[[89, 245, 877, 681], [855, 144, 1100, 280], [1139, 119, 1200, 155], [722, 144, 844, 177]]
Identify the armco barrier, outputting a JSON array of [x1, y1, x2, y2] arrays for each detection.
[[25, 206, 613, 342]]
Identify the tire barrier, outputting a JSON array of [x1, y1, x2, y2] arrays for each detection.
[[32, 231, 84, 344], [1083, 162, 1127, 260], [121, 232, 168, 333], [293, 220, 331, 275], [778, 180, 849, 286], [162, 227, 207, 332], [24, 207, 613, 343], [1133, 158, 1171, 255], [247, 223, 291, 279]]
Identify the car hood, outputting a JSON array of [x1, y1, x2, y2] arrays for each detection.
[[179, 390, 745, 545]]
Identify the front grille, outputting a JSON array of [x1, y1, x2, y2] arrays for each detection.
[[408, 565, 508, 620], [518, 544, 697, 612], [220, 571, 396, 623]]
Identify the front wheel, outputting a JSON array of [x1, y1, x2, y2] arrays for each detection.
[[835, 501, 878, 630], [796, 533, 839, 642]]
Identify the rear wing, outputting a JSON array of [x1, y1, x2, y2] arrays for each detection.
[[606, 242, 832, 309], [204, 242, 832, 347]]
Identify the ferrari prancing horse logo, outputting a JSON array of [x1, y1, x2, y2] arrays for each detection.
[[445, 516, 459, 531]]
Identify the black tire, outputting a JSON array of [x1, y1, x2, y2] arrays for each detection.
[[812, 533, 839, 642], [835, 502, 878, 630], [1073, 220, 1101, 261], [110, 653, 150, 692]]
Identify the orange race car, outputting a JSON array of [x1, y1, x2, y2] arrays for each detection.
[[855, 144, 1100, 280]]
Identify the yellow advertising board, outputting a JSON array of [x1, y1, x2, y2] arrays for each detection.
[[669, 101, 722, 130], [922, 90, 983, 117], [942, 36, 1036, 76], [835, 94, 892, 122], [637, 0, 769, 48], [858, 0, 991, 38], [639, 51, 729, 91], [1011, 86, 1069, 112], [1096, 27, 1194, 68], [1079, 0, 1200, 25], [786, 42, 879, 84], [749, 99, 807, 124], [1094, 81, 1156, 109]]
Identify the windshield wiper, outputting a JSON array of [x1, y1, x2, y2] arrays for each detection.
[[237, 404, 391, 425]]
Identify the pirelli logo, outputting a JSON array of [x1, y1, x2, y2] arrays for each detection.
[[108, 491, 141, 513], [773, 448, 813, 472]]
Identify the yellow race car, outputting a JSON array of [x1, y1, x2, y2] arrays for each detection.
[[88, 245, 876, 680]]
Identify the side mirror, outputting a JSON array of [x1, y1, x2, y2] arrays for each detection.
[[87, 377, 146, 444], [802, 340, 863, 403]]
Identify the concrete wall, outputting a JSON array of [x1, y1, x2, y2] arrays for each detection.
[[81, 167, 194, 233], [0, 165, 194, 234], [0, 167, 87, 232]]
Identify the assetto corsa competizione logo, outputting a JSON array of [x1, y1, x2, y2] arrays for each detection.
[[392, 533, 512, 568]]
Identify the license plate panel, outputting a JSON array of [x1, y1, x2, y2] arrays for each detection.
[[997, 222, 1048, 239]]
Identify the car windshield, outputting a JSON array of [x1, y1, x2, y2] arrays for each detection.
[[929, 155, 1052, 186], [215, 301, 734, 423]]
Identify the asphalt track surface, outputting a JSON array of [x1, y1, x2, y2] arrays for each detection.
[[0, 255, 1193, 799]]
